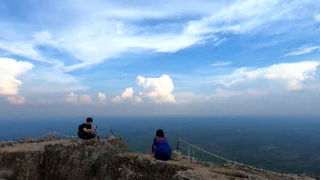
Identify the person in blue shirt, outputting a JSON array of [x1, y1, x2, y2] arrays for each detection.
[[152, 129, 171, 161]]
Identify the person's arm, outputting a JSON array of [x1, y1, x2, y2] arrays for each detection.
[[152, 137, 156, 153], [82, 127, 92, 133], [83, 126, 97, 133]]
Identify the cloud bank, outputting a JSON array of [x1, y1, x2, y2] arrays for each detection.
[[64, 93, 78, 104], [80, 95, 92, 104], [1, 0, 319, 71], [217, 61, 320, 91], [0, 58, 33, 96], [97, 93, 107, 103], [7, 95, 26, 105]]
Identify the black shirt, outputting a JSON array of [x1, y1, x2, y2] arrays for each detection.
[[78, 123, 92, 134]]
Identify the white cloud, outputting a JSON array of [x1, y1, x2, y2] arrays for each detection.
[[111, 96, 121, 103], [22, 68, 88, 94], [0, 42, 45, 62], [285, 46, 320, 56], [122, 87, 133, 99], [59, 0, 295, 70], [211, 61, 232, 67], [97, 92, 107, 103], [63, 93, 92, 104], [211, 89, 243, 98], [111, 75, 176, 104], [33, 30, 58, 46], [2, 0, 315, 71], [58, 25, 204, 71], [211, 89, 267, 98], [174, 92, 206, 103], [217, 61, 320, 91], [134, 96, 142, 103], [0, 30, 62, 64], [315, 13, 320, 22], [0, 31, 64, 67], [80, 95, 92, 104], [112, 87, 134, 103], [7, 95, 26, 105], [137, 74, 176, 103], [0, 58, 33, 95], [64, 93, 78, 104]]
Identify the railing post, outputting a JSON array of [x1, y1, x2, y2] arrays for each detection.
[[192, 146, 195, 163], [176, 138, 180, 151], [109, 129, 115, 138], [188, 144, 190, 163]]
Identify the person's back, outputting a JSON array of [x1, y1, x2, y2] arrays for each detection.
[[78, 117, 96, 140], [152, 129, 171, 161]]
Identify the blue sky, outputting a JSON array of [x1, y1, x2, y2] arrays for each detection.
[[0, 0, 320, 117]]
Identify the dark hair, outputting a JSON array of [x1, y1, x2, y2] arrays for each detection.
[[86, 117, 93, 122], [156, 129, 164, 138]]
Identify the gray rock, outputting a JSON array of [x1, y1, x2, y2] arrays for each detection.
[[0, 138, 318, 180]]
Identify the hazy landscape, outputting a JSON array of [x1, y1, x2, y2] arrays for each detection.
[[1, 116, 320, 176], [1, 1, 320, 179]]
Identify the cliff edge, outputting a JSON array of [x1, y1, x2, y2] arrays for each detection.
[[0, 138, 317, 180]]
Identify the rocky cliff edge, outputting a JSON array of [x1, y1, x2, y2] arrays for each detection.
[[0, 138, 318, 180]]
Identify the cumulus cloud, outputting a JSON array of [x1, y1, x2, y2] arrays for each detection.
[[111, 97, 121, 103], [80, 95, 92, 104], [285, 46, 320, 56], [64, 93, 92, 104], [64, 93, 78, 104], [217, 61, 320, 91], [121, 87, 133, 99], [134, 96, 142, 103], [111, 75, 176, 104], [0, 58, 33, 95], [7, 95, 26, 105], [137, 74, 176, 103], [97, 92, 107, 103], [112, 87, 134, 103]]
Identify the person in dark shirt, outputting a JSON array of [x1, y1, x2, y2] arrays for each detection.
[[78, 117, 96, 140]]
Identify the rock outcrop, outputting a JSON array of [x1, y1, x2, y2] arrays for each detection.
[[0, 138, 318, 180]]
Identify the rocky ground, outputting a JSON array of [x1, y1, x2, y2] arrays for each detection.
[[0, 138, 318, 180]]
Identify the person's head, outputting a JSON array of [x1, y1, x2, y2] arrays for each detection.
[[86, 117, 93, 125], [156, 129, 164, 138]]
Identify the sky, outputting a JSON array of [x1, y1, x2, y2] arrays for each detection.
[[1, 0, 320, 118]]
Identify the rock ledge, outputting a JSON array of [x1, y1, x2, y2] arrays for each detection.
[[0, 138, 318, 180]]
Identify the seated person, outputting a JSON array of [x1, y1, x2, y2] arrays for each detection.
[[78, 117, 96, 140], [152, 129, 171, 161]]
